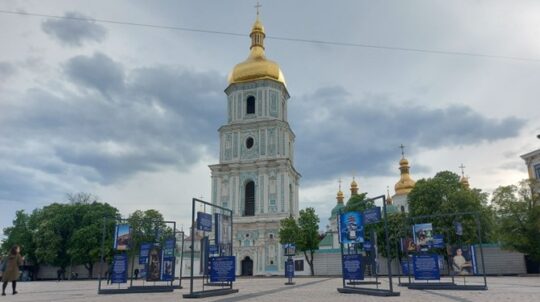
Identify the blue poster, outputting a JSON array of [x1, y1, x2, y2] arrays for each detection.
[[209, 245, 218, 255], [214, 213, 232, 255], [401, 259, 412, 275], [209, 256, 236, 282], [161, 255, 175, 281], [363, 207, 381, 224], [111, 253, 128, 283], [342, 254, 364, 280], [197, 212, 212, 231], [363, 241, 372, 251], [432, 234, 444, 248], [338, 211, 364, 244], [139, 242, 152, 265], [283, 243, 296, 256], [285, 258, 294, 278], [413, 254, 440, 280], [163, 238, 175, 257]]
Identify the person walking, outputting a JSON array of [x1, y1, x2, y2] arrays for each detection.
[[2, 245, 24, 296]]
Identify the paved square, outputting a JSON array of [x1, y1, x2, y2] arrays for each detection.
[[3, 277, 539, 302]]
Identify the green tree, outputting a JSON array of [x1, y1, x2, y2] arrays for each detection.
[[278, 216, 300, 245], [67, 195, 119, 278], [407, 171, 494, 245], [492, 180, 540, 261], [344, 193, 372, 212], [278, 208, 320, 276], [32, 203, 76, 271]]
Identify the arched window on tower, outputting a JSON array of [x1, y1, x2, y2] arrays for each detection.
[[244, 181, 255, 216], [246, 96, 255, 115]]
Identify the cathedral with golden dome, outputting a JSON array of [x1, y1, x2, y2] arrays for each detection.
[[391, 146, 416, 212], [209, 12, 300, 276]]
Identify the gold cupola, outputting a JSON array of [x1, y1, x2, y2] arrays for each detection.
[[459, 164, 470, 189], [350, 177, 359, 196], [394, 146, 416, 196], [227, 14, 286, 86], [337, 182, 344, 204]]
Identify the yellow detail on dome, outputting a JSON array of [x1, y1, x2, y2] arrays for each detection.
[[350, 177, 359, 196], [395, 156, 416, 195], [336, 178, 344, 204], [228, 16, 286, 86], [460, 176, 470, 189]]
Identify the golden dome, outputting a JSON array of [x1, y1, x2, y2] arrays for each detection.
[[460, 176, 470, 189], [350, 177, 359, 195], [395, 157, 416, 195], [336, 189, 344, 204], [228, 16, 286, 86]]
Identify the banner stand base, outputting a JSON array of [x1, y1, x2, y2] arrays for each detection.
[[99, 286, 174, 295], [407, 283, 487, 290], [347, 281, 380, 285], [284, 282, 295, 285], [183, 288, 239, 299], [337, 287, 400, 297]]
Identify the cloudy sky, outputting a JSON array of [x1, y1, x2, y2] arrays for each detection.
[[1, 0, 539, 233]]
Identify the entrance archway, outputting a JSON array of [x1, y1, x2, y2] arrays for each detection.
[[241, 256, 253, 276]]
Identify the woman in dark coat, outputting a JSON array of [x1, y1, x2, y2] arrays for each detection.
[[2, 245, 23, 296]]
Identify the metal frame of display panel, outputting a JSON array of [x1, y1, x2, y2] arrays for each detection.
[[337, 195, 400, 297], [97, 217, 179, 294], [183, 198, 238, 298], [398, 211, 488, 290]]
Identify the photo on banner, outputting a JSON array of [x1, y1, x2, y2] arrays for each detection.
[[146, 245, 162, 281], [338, 211, 364, 244], [412, 223, 433, 247], [450, 245, 478, 275], [215, 213, 232, 255], [113, 224, 131, 251], [111, 253, 128, 283], [161, 238, 176, 281]]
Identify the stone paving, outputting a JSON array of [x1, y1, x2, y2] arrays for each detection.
[[1, 276, 539, 302]]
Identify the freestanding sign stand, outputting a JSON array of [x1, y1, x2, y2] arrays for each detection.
[[398, 211, 488, 291], [183, 198, 238, 298], [283, 243, 296, 285], [337, 195, 400, 297], [97, 217, 180, 294]]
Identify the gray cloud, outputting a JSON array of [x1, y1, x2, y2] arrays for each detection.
[[0, 53, 225, 186], [0, 62, 16, 80], [291, 86, 526, 183], [64, 52, 124, 96], [41, 11, 107, 47]]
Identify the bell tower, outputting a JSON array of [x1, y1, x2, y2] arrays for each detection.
[[209, 12, 300, 275]]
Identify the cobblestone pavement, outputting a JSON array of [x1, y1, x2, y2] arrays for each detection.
[[2, 276, 539, 302]]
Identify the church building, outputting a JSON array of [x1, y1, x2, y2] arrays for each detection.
[[209, 13, 301, 276]]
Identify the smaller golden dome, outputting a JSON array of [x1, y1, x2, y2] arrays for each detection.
[[460, 176, 470, 189], [395, 157, 416, 195], [351, 179, 358, 188], [399, 158, 409, 166]]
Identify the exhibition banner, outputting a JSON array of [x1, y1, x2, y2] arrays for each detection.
[[285, 258, 294, 278], [413, 223, 433, 247], [215, 213, 232, 254], [363, 240, 372, 251], [163, 238, 175, 257], [451, 245, 478, 275], [197, 212, 212, 232], [338, 211, 364, 244], [111, 253, 128, 283], [363, 207, 381, 224], [146, 246, 162, 281], [209, 256, 236, 282], [413, 254, 440, 280], [161, 255, 175, 281], [113, 224, 131, 251], [283, 243, 296, 256], [401, 259, 411, 275], [342, 254, 364, 280], [139, 242, 152, 265], [432, 234, 444, 248]]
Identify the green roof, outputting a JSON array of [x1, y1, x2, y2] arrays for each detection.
[[319, 233, 334, 247]]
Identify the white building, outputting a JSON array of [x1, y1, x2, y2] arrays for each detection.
[[209, 14, 300, 276]]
